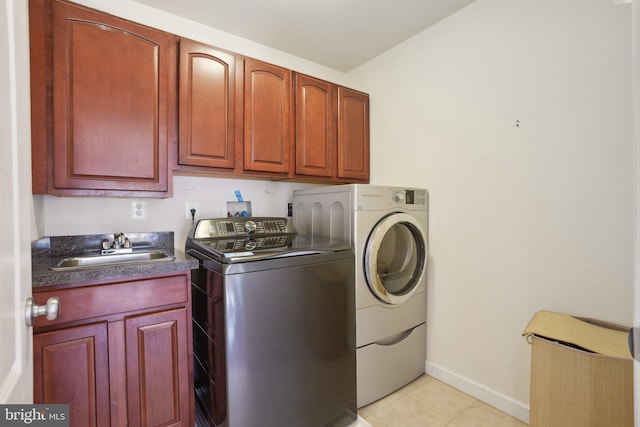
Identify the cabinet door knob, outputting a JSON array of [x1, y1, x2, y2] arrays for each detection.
[[25, 297, 60, 327]]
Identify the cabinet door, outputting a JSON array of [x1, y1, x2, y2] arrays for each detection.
[[50, 0, 175, 194], [33, 322, 110, 427], [126, 309, 190, 427], [295, 74, 336, 178], [337, 87, 370, 181], [244, 58, 291, 173], [179, 39, 237, 169]]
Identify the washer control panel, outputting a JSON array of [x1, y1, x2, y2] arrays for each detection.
[[193, 217, 295, 239], [201, 234, 291, 253]]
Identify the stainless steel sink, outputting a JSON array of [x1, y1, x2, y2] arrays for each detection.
[[50, 250, 175, 271]]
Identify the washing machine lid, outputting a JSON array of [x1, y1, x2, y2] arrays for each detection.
[[364, 212, 428, 305]]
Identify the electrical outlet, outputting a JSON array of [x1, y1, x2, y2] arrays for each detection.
[[186, 201, 200, 220], [132, 201, 147, 220]]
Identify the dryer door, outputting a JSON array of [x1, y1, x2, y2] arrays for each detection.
[[364, 212, 427, 305]]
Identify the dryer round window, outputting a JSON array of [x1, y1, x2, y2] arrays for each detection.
[[364, 212, 427, 305]]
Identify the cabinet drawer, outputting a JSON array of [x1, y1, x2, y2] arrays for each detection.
[[32, 274, 189, 327]]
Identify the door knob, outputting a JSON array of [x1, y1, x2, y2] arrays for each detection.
[[25, 296, 59, 327]]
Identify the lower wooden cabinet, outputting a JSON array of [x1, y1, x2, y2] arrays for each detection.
[[34, 323, 110, 427], [32, 273, 193, 427], [125, 309, 190, 427]]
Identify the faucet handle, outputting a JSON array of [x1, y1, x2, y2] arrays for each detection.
[[113, 233, 126, 248], [101, 233, 132, 254]]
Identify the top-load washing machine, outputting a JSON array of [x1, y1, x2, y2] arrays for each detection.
[[292, 184, 428, 407]]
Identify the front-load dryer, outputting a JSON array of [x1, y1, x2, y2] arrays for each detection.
[[292, 184, 428, 407]]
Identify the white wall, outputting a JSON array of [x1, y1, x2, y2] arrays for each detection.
[[38, 176, 317, 250], [350, 0, 633, 421]]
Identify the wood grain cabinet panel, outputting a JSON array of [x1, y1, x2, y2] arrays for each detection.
[[33, 322, 110, 427], [293, 75, 369, 182], [338, 87, 370, 181], [178, 39, 237, 170], [126, 309, 190, 427], [294, 74, 336, 178], [244, 58, 292, 174], [30, 0, 176, 196], [32, 272, 193, 427]]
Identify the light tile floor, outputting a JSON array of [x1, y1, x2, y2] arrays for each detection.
[[358, 375, 528, 427]]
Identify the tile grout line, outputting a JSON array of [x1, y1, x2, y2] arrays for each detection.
[[442, 400, 478, 427]]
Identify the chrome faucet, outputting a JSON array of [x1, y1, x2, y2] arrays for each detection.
[[101, 233, 133, 255]]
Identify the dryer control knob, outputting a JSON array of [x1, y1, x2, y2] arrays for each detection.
[[392, 191, 405, 203], [244, 220, 257, 233]]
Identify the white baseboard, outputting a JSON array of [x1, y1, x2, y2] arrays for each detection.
[[349, 416, 372, 427], [424, 361, 530, 424]]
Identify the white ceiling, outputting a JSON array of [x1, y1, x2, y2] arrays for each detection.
[[131, 0, 476, 72]]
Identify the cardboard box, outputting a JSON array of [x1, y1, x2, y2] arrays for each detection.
[[523, 311, 633, 427]]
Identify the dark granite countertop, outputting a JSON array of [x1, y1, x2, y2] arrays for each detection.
[[32, 232, 199, 288]]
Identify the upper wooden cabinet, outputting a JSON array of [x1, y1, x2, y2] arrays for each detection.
[[243, 58, 292, 174], [30, 1, 368, 190], [30, 0, 177, 197], [294, 74, 337, 178], [338, 87, 370, 181], [177, 39, 239, 171], [293, 74, 369, 182]]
